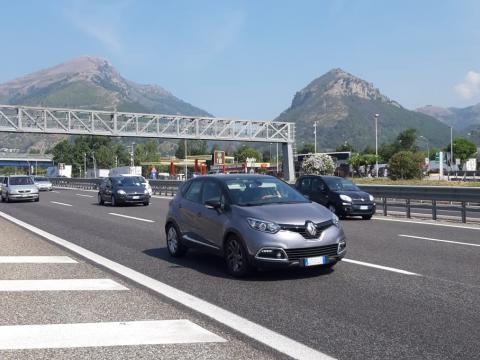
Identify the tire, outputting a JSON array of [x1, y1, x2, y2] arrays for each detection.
[[224, 235, 251, 277], [34, 197, 39, 202], [166, 224, 187, 257], [143, 201, 149, 206], [362, 215, 372, 220], [5, 193, 10, 203], [111, 195, 116, 207], [98, 193, 104, 205]]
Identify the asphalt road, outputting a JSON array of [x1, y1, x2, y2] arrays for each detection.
[[1, 189, 479, 359]]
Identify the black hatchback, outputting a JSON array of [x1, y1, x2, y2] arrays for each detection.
[[98, 176, 150, 206], [295, 175, 375, 219]]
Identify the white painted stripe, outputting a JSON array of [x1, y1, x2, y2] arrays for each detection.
[[399, 234, 480, 247], [51, 190, 59, 193], [50, 201, 72, 207], [75, 194, 94, 198], [0, 320, 225, 350], [0, 210, 334, 360], [0, 256, 77, 264], [108, 212, 155, 223], [343, 259, 421, 276], [373, 216, 480, 230], [0, 279, 128, 291]]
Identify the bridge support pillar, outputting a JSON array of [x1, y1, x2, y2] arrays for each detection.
[[282, 142, 295, 183]]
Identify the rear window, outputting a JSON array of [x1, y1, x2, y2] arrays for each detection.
[[9, 177, 34, 185]]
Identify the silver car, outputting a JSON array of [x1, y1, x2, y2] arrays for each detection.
[[31, 176, 53, 191], [1, 175, 40, 202], [165, 175, 346, 277]]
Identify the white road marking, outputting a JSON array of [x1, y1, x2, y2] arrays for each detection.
[[108, 212, 155, 223], [399, 234, 480, 247], [50, 201, 72, 207], [75, 194, 94, 198], [0, 256, 77, 264], [0, 210, 335, 360], [0, 279, 128, 291], [343, 259, 421, 276], [51, 190, 59, 193], [0, 320, 225, 350], [373, 216, 480, 230]]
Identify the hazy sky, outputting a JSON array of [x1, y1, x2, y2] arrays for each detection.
[[1, 0, 480, 119]]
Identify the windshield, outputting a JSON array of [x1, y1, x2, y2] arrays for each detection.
[[34, 177, 48, 182], [225, 177, 309, 206], [323, 177, 359, 191], [10, 177, 34, 186], [113, 177, 145, 187]]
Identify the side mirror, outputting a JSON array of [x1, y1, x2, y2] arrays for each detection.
[[205, 199, 222, 210]]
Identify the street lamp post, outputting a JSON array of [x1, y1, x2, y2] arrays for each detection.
[[276, 143, 279, 173], [83, 153, 87, 178], [313, 122, 317, 154], [450, 127, 454, 170], [184, 133, 188, 180], [130, 143, 136, 167], [374, 114, 379, 177]]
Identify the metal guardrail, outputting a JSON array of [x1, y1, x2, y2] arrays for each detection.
[[50, 178, 182, 196], [358, 184, 480, 223]]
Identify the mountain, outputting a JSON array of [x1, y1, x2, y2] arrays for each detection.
[[0, 56, 211, 152], [275, 68, 451, 151], [416, 104, 480, 132]]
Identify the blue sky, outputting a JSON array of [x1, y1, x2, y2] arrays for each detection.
[[1, 0, 480, 119]]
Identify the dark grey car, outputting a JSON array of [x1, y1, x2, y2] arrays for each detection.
[[165, 175, 346, 277]]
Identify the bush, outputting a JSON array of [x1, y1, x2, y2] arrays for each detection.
[[302, 153, 335, 175], [388, 151, 424, 180]]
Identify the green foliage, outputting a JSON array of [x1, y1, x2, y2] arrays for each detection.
[[302, 153, 335, 175], [175, 139, 208, 158], [361, 145, 375, 155], [348, 153, 366, 176], [135, 140, 160, 164], [388, 151, 424, 180], [445, 137, 477, 168], [336, 142, 355, 152], [397, 128, 417, 151], [234, 146, 261, 162], [298, 143, 315, 154]]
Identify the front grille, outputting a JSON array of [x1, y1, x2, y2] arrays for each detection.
[[18, 190, 31, 193], [284, 244, 338, 261], [352, 199, 372, 205], [280, 220, 333, 239]]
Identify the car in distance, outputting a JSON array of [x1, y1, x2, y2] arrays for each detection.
[[98, 176, 150, 206], [296, 175, 375, 220], [165, 174, 346, 277], [1, 175, 39, 202], [31, 176, 53, 191]]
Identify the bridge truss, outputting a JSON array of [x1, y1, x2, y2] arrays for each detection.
[[0, 105, 296, 180]]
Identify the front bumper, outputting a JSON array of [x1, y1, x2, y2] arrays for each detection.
[[116, 194, 150, 204], [252, 251, 346, 268], [339, 203, 376, 216], [36, 184, 52, 191], [8, 193, 39, 201]]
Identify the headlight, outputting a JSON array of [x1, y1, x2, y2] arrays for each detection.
[[339, 194, 352, 202], [369, 194, 375, 202], [332, 214, 339, 226], [247, 218, 281, 234], [117, 189, 126, 195]]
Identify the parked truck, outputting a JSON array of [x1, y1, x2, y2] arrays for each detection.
[[46, 164, 72, 178], [109, 166, 142, 177]]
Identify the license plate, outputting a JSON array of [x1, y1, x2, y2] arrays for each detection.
[[303, 256, 328, 266], [360, 205, 368, 210], [22, 194, 29, 197], [132, 196, 140, 200]]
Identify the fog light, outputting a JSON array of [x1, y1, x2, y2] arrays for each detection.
[[256, 248, 287, 260]]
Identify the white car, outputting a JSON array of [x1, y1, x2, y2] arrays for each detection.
[[118, 174, 153, 196], [31, 176, 53, 191]]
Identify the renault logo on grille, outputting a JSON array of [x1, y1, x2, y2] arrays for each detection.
[[305, 221, 317, 237]]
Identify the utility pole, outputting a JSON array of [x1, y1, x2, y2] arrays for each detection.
[[313, 122, 317, 154], [83, 153, 87, 178], [184, 137, 188, 180], [450, 127, 453, 170], [130, 143, 135, 167], [276, 143, 279, 173], [374, 114, 379, 177]]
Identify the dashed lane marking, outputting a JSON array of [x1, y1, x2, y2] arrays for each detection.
[[0, 320, 225, 350], [399, 234, 480, 247], [343, 259, 421, 276], [0, 279, 128, 291], [75, 194, 94, 198], [0, 256, 77, 263], [50, 201, 72, 207], [108, 212, 155, 223]]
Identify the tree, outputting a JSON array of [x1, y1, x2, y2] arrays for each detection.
[[175, 139, 208, 158], [361, 145, 375, 155], [298, 143, 315, 154], [388, 151, 424, 180], [348, 153, 366, 177], [302, 153, 335, 175], [363, 154, 378, 176], [445, 137, 477, 169], [234, 146, 261, 162], [336, 142, 355, 152], [397, 128, 417, 152]]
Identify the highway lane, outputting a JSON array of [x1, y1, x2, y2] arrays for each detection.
[[1, 189, 479, 359]]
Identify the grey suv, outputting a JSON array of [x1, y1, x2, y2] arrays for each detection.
[[165, 175, 346, 277]]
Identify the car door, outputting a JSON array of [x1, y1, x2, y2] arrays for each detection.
[[178, 179, 204, 241], [310, 177, 328, 206], [196, 179, 228, 250], [103, 178, 113, 200], [297, 177, 312, 198]]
